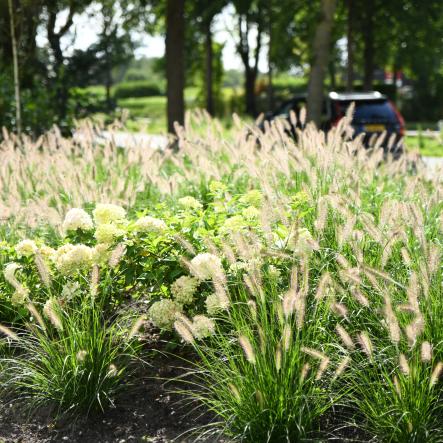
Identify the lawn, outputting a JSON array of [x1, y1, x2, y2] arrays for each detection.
[[1, 113, 443, 442], [405, 134, 443, 157]]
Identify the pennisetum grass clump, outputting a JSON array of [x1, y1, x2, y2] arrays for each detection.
[[0, 272, 143, 416], [173, 257, 343, 442], [1, 111, 443, 440]]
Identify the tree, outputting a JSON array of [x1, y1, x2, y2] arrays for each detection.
[[8, 0, 21, 136], [232, 0, 265, 116], [97, 2, 136, 110], [166, 0, 185, 133], [306, 0, 337, 125], [346, 0, 355, 90], [45, 0, 92, 122], [362, 0, 374, 90]]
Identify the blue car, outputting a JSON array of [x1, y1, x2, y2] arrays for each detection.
[[262, 91, 405, 155], [328, 91, 405, 154]]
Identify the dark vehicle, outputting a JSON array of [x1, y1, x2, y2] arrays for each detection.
[[262, 91, 405, 155]]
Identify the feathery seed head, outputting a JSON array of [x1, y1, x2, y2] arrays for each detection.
[[239, 335, 256, 365], [421, 341, 432, 363]]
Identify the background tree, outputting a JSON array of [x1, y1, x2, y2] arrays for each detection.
[[306, 0, 337, 125], [8, 0, 21, 135], [232, 0, 266, 116], [166, 0, 185, 133]]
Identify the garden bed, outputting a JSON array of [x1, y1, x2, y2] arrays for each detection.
[[0, 351, 209, 443], [1, 115, 443, 442]]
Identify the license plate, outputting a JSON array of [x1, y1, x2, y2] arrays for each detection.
[[364, 124, 385, 132]]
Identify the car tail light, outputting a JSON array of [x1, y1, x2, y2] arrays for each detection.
[[388, 101, 405, 136], [331, 102, 343, 127]]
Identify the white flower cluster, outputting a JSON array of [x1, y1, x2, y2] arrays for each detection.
[[93, 203, 126, 225], [229, 261, 249, 273], [95, 223, 125, 244], [178, 196, 203, 210], [268, 265, 281, 279], [11, 286, 29, 305], [40, 245, 56, 261], [242, 206, 260, 220], [171, 276, 199, 305], [205, 293, 229, 315], [190, 253, 223, 280], [148, 299, 182, 330], [54, 244, 93, 275], [134, 216, 167, 233], [92, 243, 111, 265], [62, 208, 94, 233], [209, 181, 227, 194], [15, 239, 38, 258], [220, 215, 246, 234], [239, 189, 263, 207], [192, 315, 216, 339], [286, 228, 317, 255]]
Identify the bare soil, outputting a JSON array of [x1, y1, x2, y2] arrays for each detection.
[[0, 333, 368, 443], [0, 351, 215, 443]]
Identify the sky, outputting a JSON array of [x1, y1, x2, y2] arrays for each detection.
[[37, 4, 269, 72]]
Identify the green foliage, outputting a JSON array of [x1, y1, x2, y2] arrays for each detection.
[[114, 81, 164, 100], [179, 271, 338, 442], [1, 115, 443, 439], [0, 73, 65, 135], [0, 295, 142, 415]]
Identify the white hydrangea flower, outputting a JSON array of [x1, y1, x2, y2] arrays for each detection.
[[209, 181, 227, 194], [268, 265, 281, 279], [39, 245, 56, 261], [11, 287, 29, 306], [54, 244, 74, 262], [55, 244, 93, 275], [205, 293, 227, 315], [220, 215, 246, 234], [92, 243, 111, 265], [239, 189, 263, 207], [149, 299, 183, 330], [229, 261, 248, 273], [171, 276, 199, 305], [178, 196, 203, 210], [95, 223, 125, 244], [62, 208, 94, 232], [134, 216, 167, 233], [93, 203, 126, 225], [242, 206, 260, 220], [15, 239, 38, 258], [61, 281, 81, 300], [192, 315, 216, 339], [190, 253, 223, 280], [286, 228, 318, 255]]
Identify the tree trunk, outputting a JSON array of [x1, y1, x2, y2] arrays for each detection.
[[363, 0, 374, 90], [8, 0, 21, 136], [306, 0, 337, 126], [346, 0, 355, 91], [329, 59, 336, 90], [47, 5, 75, 122], [267, 1, 274, 111], [267, 62, 274, 111], [236, 13, 261, 117], [245, 68, 257, 116], [204, 20, 214, 116], [166, 0, 185, 133], [105, 59, 112, 112]]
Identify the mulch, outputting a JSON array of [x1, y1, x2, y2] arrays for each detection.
[[0, 347, 216, 443], [0, 334, 369, 443]]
